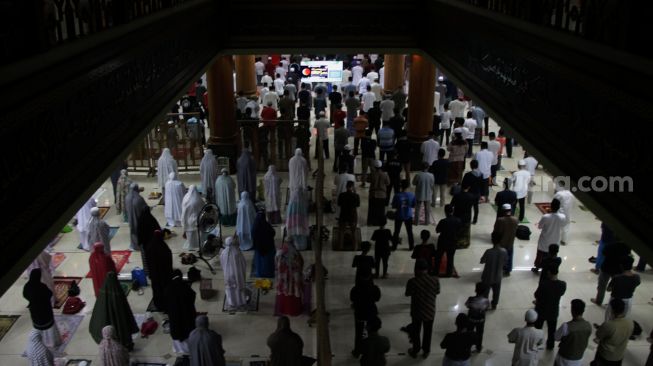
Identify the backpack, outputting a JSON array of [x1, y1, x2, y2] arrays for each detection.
[[516, 225, 531, 240]]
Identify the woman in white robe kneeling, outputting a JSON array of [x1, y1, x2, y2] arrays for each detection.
[[164, 172, 185, 227], [264, 165, 283, 224], [236, 191, 257, 251], [220, 236, 247, 311], [215, 169, 237, 226]]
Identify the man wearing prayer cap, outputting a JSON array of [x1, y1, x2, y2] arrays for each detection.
[[508, 309, 544, 366], [511, 160, 531, 223]]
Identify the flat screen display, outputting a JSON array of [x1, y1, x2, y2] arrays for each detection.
[[299, 61, 343, 83]]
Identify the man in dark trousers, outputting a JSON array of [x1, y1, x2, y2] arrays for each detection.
[[350, 271, 381, 358], [480, 232, 508, 309], [534, 268, 567, 350], [495, 177, 518, 217], [359, 315, 390, 366], [461, 159, 483, 224], [450, 183, 475, 249], [405, 259, 440, 359], [384, 151, 402, 206], [434, 204, 462, 277], [493, 203, 519, 276], [392, 180, 416, 250]]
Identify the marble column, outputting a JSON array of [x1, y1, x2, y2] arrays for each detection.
[[383, 54, 406, 95], [234, 55, 257, 96], [207, 55, 239, 172]]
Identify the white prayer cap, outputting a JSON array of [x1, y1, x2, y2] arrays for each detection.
[[319, 111, 325, 116], [168, 120, 174, 125], [518, 159, 526, 166], [525, 309, 538, 323], [90, 207, 100, 217], [221, 168, 228, 174], [438, 76, 444, 81], [502, 203, 512, 211], [344, 145, 352, 151], [374, 160, 382, 168]]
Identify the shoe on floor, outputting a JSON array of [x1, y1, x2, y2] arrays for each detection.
[[588, 256, 596, 263]]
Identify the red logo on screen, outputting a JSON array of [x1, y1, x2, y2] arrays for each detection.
[[302, 68, 311, 76]]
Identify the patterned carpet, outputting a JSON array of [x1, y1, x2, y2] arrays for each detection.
[[53, 276, 83, 309], [534, 202, 551, 215], [222, 282, 260, 313], [53, 314, 84, 355], [52, 252, 66, 269], [85, 250, 131, 278]]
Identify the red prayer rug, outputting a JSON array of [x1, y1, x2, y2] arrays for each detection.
[[52, 252, 66, 269], [85, 250, 131, 278], [53, 276, 83, 309], [97, 206, 110, 219], [535, 202, 551, 214]]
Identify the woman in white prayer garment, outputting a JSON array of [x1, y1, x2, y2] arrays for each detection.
[[164, 172, 185, 227], [157, 148, 178, 192], [286, 188, 310, 251], [199, 149, 218, 203], [215, 168, 237, 226], [236, 191, 257, 251], [263, 165, 283, 224], [87, 206, 112, 254], [75, 197, 96, 251], [288, 148, 308, 191], [115, 169, 132, 222], [219, 236, 247, 310], [182, 185, 205, 250]]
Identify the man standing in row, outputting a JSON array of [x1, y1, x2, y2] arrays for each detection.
[[405, 259, 440, 359]]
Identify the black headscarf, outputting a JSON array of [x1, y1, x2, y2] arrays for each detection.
[[136, 205, 161, 274], [188, 315, 226, 366], [23, 269, 55, 330], [165, 269, 197, 341], [267, 316, 303, 366], [144, 230, 173, 312], [252, 211, 275, 256]]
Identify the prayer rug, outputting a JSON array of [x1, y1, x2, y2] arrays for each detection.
[[491, 204, 530, 224], [54, 314, 84, 354], [97, 206, 110, 219], [78, 226, 119, 249], [85, 250, 131, 278], [0, 315, 20, 342], [52, 252, 66, 269], [222, 282, 260, 313], [53, 276, 83, 309], [534, 202, 551, 215], [66, 359, 92, 366]]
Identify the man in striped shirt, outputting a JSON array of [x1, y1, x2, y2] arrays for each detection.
[[405, 259, 440, 359]]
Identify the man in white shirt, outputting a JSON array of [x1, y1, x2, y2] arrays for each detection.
[[379, 95, 395, 125], [487, 132, 501, 186], [449, 97, 467, 122], [262, 86, 279, 110], [553, 183, 574, 245], [439, 103, 452, 145], [379, 66, 385, 88], [273, 75, 285, 96], [314, 111, 330, 159], [358, 76, 371, 96], [463, 111, 477, 157], [420, 131, 440, 166], [259, 82, 269, 105], [361, 85, 376, 113], [367, 70, 379, 85], [532, 198, 565, 272], [508, 309, 544, 366], [370, 79, 382, 101], [245, 96, 259, 119], [260, 72, 273, 88], [523, 152, 539, 203], [342, 67, 352, 83], [274, 63, 286, 81], [511, 160, 531, 223], [254, 57, 265, 85], [352, 63, 364, 85], [475, 142, 494, 201]]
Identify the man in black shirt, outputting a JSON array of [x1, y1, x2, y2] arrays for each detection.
[[339, 145, 355, 174], [350, 272, 381, 358], [395, 132, 412, 181], [429, 148, 449, 207], [371, 225, 393, 278], [328, 85, 342, 124], [450, 184, 475, 249], [297, 83, 312, 109], [352, 241, 375, 282], [389, 109, 404, 143], [360, 129, 377, 187], [534, 268, 567, 349], [367, 101, 382, 136], [495, 177, 518, 217], [440, 313, 478, 364], [338, 181, 360, 247], [296, 101, 311, 122], [384, 151, 402, 206], [461, 159, 483, 224], [435, 204, 462, 277]]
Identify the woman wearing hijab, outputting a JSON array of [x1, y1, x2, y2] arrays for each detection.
[[89, 242, 118, 297], [75, 197, 96, 251], [88, 206, 112, 254], [215, 168, 237, 226], [199, 149, 218, 202], [157, 148, 178, 191], [144, 230, 173, 312], [23, 269, 62, 348], [90, 272, 138, 351], [236, 191, 257, 251], [125, 183, 148, 251], [267, 316, 304, 366], [25, 329, 54, 366], [165, 269, 197, 353], [136, 203, 161, 275], [98, 325, 130, 366], [274, 240, 304, 316], [263, 165, 283, 224], [188, 315, 226, 366], [237, 144, 257, 199], [115, 169, 132, 222], [25, 251, 54, 295], [286, 188, 310, 251], [288, 148, 308, 191], [181, 185, 205, 251], [164, 172, 186, 227], [252, 211, 276, 278], [220, 236, 247, 310]]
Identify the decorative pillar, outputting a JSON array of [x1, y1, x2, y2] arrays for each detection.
[[207, 55, 239, 172], [407, 54, 436, 168], [234, 55, 257, 96], [383, 54, 406, 94]]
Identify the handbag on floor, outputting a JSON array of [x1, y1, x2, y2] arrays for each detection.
[[131, 267, 148, 287]]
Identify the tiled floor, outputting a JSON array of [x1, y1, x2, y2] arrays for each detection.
[[1, 120, 651, 366]]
